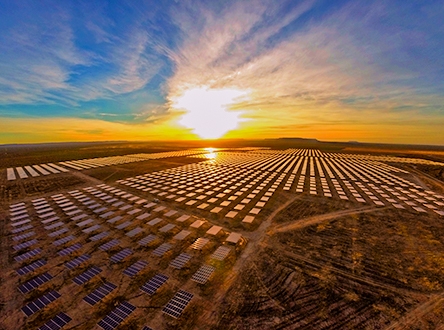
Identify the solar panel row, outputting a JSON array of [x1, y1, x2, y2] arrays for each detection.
[[22, 290, 61, 316], [97, 301, 136, 330], [83, 282, 117, 306], [110, 248, 133, 263], [16, 258, 47, 276], [18, 272, 53, 294], [162, 290, 193, 318], [140, 274, 168, 295], [38, 312, 72, 330], [123, 260, 148, 277], [65, 254, 91, 269], [73, 266, 102, 285]]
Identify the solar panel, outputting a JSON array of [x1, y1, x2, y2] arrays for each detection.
[[152, 243, 172, 257], [38, 312, 72, 330], [13, 239, 38, 251], [21, 290, 61, 317], [11, 224, 33, 234], [110, 248, 133, 263], [73, 266, 102, 285], [162, 290, 193, 318], [18, 272, 53, 294], [13, 231, 35, 241], [83, 224, 101, 233], [142, 326, 154, 330], [140, 274, 168, 295], [48, 227, 69, 238], [58, 243, 82, 256], [191, 265, 216, 284], [211, 246, 231, 260], [169, 253, 192, 269], [99, 239, 120, 251], [16, 258, 46, 276], [97, 301, 136, 330], [159, 223, 175, 232], [147, 217, 162, 226], [14, 248, 42, 262], [65, 254, 91, 269], [83, 282, 117, 305], [173, 230, 191, 240], [90, 231, 109, 241], [126, 227, 143, 237], [123, 260, 148, 277], [189, 238, 209, 250], [116, 221, 132, 229], [138, 234, 157, 246], [53, 235, 75, 246]]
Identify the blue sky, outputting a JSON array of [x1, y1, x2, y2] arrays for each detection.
[[0, 0, 443, 144]]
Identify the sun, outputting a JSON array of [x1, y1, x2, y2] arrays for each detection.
[[172, 87, 249, 139]]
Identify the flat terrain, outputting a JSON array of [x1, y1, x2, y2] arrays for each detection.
[[1, 140, 444, 330]]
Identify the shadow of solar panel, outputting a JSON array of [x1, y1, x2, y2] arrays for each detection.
[[73, 265, 102, 285], [14, 248, 42, 262], [13, 231, 35, 241], [90, 231, 109, 241], [65, 254, 91, 269], [38, 312, 72, 330], [12, 224, 33, 234], [162, 290, 193, 318], [152, 243, 172, 257], [189, 238, 209, 250], [99, 239, 119, 251], [16, 258, 46, 276], [123, 260, 148, 277], [191, 264, 215, 284], [110, 248, 133, 263], [18, 272, 53, 294], [97, 301, 136, 330], [138, 234, 157, 246], [53, 235, 75, 246], [58, 243, 82, 256], [13, 239, 38, 251], [169, 253, 192, 269], [140, 274, 168, 295], [211, 246, 231, 260], [83, 282, 116, 305], [21, 290, 60, 316]]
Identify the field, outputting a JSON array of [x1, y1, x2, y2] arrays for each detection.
[[1, 140, 444, 330]]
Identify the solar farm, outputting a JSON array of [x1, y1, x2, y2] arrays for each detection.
[[2, 143, 444, 329]]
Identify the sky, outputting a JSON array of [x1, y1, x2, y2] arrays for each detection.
[[0, 0, 443, 145]]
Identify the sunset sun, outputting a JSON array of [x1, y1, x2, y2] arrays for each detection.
[[172, 87, 249, 139]]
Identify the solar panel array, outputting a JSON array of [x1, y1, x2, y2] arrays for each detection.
[[162, 290, 194, 318], [138, 234, 157, 246], [169, 253, 192, 269], [110, 248, 133, 263], [73, 266, 102, 285], [191, 264, 216, 284], [16, 258, 46, 276], [83, 282, 117, 305], [58, 243, 82, 256], [123, 260, 148, 277], [18, 272, 53, 294], [152, 243, 172, 257], [141, 274, 168, 295], [38, 312, 72, 330], [65, 254, 91, 269], [211, 246, 231, 260], [97, 301, 136, 330], [22, 291, 61, 316]]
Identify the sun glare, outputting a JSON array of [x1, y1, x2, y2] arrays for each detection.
[[173, 87, 249, 139]]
